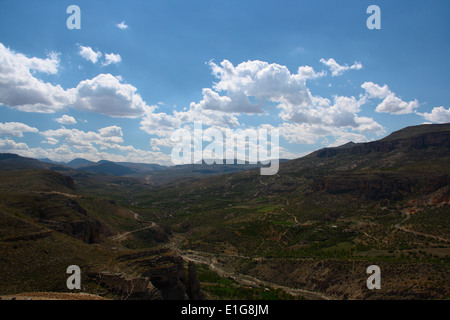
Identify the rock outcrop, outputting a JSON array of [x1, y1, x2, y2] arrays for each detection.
[[116, 248, 205, 300], [36, 196, 104, 244], [89, 271, 163, 300], [312, 173, 449, 201], [187, 261, 206, 300], [316, 129, 450, 158], [312, 173, 418, 200]]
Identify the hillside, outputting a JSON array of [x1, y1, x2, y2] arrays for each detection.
[[0, 168, 204, 300], [127, 123, 450, 299], [0, 123, 448, 300]]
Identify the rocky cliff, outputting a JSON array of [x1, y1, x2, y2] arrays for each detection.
[[108, 247, 206, 300], [315, 126, 450, 158]]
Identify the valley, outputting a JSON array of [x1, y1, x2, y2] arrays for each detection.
[[0, 123, 449, 300]]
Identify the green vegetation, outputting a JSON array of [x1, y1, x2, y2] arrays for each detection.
[[194, 263, 303, 300], [0, 123, 449, 299]]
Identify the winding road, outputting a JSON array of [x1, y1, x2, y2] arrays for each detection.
[[109, 212, 155, 241], [394, 211, 449, 243], [165, 234, 334, 300]]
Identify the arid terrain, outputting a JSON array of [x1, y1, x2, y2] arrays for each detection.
[[0, 123, 449, 300]]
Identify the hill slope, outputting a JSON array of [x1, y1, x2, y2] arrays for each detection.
[[129, 123, 450, 299]]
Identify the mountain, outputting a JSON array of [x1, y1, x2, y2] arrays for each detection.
[[116, 162, 166, 172], [127, 123, 449, 299], [78, 160, 136, 176], [66, 158, 96, 168], [0, 123, 448, 300], [0, 165, 204, 300], [0, 153, 49, 171]]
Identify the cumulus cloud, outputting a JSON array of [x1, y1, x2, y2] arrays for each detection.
[[2, 135, 172, 165], [0, 138, 30, 151], [276, 122, 371, 147], [210, 60, 312, 105], [102, 53, 122, 66], [79, 45, 102, 64], [0, 43, 141, 117], [41, 126, 124, 150], [37, 125, 172, 164], [78, 45, 122, 67], [98, 125, 123, 138], [205, 59, 314, 114], [320, 58, 362, 76], [72, 74, 148, 117], [361, 81, 419, 115], [279, 94, 384, 135], [0, 122, 39, 137], [140, 104, 239, 138], [55, 115, 77, 125], [0, 43, 74, 113], [297, 66, 327, 80], [190, 88, 261, 114], [361, 82, 390, 99], [0, 44, 145, 117], [140, 59, 384, 143], [116, 21, 129, 30], [421, 106, 450, 123], [375, 94, 419, 115]]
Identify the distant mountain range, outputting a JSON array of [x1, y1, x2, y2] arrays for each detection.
[[0, 151, 287, 181], [0, 122, 449, 300], [1, 123, 449, 181]]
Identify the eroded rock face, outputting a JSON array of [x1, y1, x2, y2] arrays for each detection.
[[312, 173, 418, 200], [116, 248, 205, 300], [312, 173, 449, 201], [240, 259, 449, 300], [89, 271, 163, 300], [68, 219, 103, 243], [317, 131, 450, 158], [187, 261, 206, 300]]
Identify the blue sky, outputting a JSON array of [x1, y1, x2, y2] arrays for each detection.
[[0, 0, 449, 164]]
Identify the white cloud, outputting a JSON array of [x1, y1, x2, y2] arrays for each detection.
[[279, 94, 384, 135], [102, 53, 122, 66], [206, 59, 314, 113], [190, 88, 260, 114], [38, 125, 172, 164], [72, 74, 148, 117], [211, 60, 310, 103], [43, 137, 59, 145], [150, 137, 175, 151], [0, 43, 74, 113], [140, 59, 383, 141], [277, 122, 371, 147], [79, 45, 102, 64], [0, 44, 146, 117], [98, 125, 123, 138], [320, 58, 362, 76], [0, 122, 39, 137], [19, 51, 61, 75], [361, 82, 390, 99], [41, 126, 124, 150], [116, 21, 129, 30], [361, 81, 419, 115], [0, 138, 30, 151], [140, 103, 239, 138], [297, 66, 327, 80], [55, 115, 77, 125], [2, 135, 172, 165], [375, 94, 419, 115], [421, 106, 450, 123]]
